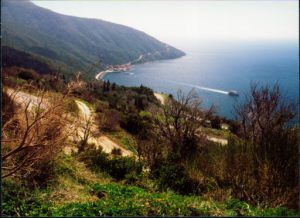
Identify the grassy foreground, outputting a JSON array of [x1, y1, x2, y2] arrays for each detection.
[[2, 153, 297, 217]]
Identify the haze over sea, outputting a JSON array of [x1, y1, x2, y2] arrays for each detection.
[[104, 40, 299, 120]]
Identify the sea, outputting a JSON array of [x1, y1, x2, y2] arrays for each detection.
[[104, 40, 299, 120]]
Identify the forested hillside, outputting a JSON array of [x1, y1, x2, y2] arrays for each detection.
[[2, 0, 185, 76]]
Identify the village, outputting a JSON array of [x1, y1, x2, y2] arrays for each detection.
[[106, 63, 132, 72]]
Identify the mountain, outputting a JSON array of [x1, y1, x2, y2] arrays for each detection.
[[2, 46, 54, 75], [2, 0, 185, 77]]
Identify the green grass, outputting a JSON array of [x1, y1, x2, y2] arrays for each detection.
[[109, 130, 138, 154], [202, 127, 230, 137], [8, 76, 26, 85], [2, 152, 298, 217], [52, 183, 298, 217], [3, 181, 297, 217]]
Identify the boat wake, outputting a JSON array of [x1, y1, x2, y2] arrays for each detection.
[[170, 81, 229, 95]]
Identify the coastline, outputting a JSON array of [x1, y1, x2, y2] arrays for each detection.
[[95, 70, 113, 80], [95, 68, 167, 105]]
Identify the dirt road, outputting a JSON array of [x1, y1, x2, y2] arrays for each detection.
[[154, 93, 165, 105], [5, 88, 133, 157], [74, 100, 134, 157], [75, 100, 91, 120], [6, 88, 47, 110], [206, 136, 228, 145]]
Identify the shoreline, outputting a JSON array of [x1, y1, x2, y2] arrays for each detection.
[[94, 69, 167, 105], [95, 70, 113, 80]]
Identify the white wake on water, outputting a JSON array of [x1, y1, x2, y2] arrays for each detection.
[[170, 81, 229, 95]]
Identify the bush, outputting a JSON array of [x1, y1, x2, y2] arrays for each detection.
[[66, 99, 79, 114], [107, 156, 142, 180], [111, 147, 122, 156], [120, 112, 153, 139], [52, 182, 297, 216], [151, 162, 201, 195], [2, 81, 78, 185], [79, 146, 142, 181], [98, 109, 121, 132], [120, 113, 141, 134], [233, 83, 299, 209], [211, 116, 221, 129], [18, 69, 39, 80], [2, 181, 51, 216], [2, 90, 18, 126]]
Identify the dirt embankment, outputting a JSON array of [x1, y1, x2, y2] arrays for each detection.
[[74, 100, 134, 157], [154, 92, 166, 105], [5, 88, 134, 157]]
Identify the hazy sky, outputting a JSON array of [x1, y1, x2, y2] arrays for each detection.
[[32, 0, 298, 47]]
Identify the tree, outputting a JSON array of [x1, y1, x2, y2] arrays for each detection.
[[107, 80, 111, 91], [211, 115, 221, 129], [112, 82, 116, 91], [78, 116, 93, 153], [235, 83, 296, 163], [102, 81, 107, 92], [98, 109, 121, 132], [155, 89, 215, 162], [233, 83, 298, 208], [2, 76, 82, 183]]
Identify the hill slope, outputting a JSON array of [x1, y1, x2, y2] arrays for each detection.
[[2, 0, 185, 76], [2, 46, 55, 75]]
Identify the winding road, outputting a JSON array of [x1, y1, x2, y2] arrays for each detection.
[[5, 88, 134, 157], [74, 100, 133, 156], [6, 88, 227, 154]]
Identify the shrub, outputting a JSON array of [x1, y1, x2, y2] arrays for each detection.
[[111, 147, 122, 156], [79, 146, 142, 181], [2, 90, 18, 126], [151, 162, 201, 195], [120, 112, 153, 139], [211, 116, 221, 129], [2, 80, 80, 185], [2, 180, 51, 216], [99, 109, 121, 132], [233, 83, 299, 209], [66, 99, 79, 114], [18, 69, 39, 80], [107, 156, 142, 180]]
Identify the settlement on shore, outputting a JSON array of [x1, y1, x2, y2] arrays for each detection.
[[95, 63, 132, 80]]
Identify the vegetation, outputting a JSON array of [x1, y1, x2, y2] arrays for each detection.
[[2, 0, 184, 78], [2, 171, 296, 217], [2, 46, 54, 75], [78, 145, 142, 181], [2, 86, 71, 183], [2, 52, 298, 216]]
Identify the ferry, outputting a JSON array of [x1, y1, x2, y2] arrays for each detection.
[[228, 90, 239, 96]]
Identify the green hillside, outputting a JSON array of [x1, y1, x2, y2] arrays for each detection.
[[2, 0, 185, 77]]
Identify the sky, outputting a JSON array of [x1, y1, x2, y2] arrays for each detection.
[[32, 0, 299, 48]]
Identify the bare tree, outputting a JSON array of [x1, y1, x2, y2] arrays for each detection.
[[233, 83, 298, 208], [1, 78, 82, 180], [78, 115, 93, 153], [235, 83, 297, 161], [154, 89, 215, 161]]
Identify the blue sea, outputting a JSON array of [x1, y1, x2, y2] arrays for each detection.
[[104, 40, 299, 120]]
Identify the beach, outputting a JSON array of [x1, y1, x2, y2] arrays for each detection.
[[95, 70, 113, 80]]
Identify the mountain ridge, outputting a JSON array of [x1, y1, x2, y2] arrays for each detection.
[[2, 0, 185, 77]]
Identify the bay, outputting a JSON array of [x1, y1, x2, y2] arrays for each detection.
[[104, 40, 299, 119]]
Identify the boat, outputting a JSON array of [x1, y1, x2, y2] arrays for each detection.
[[228, 90, 239, 96]]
